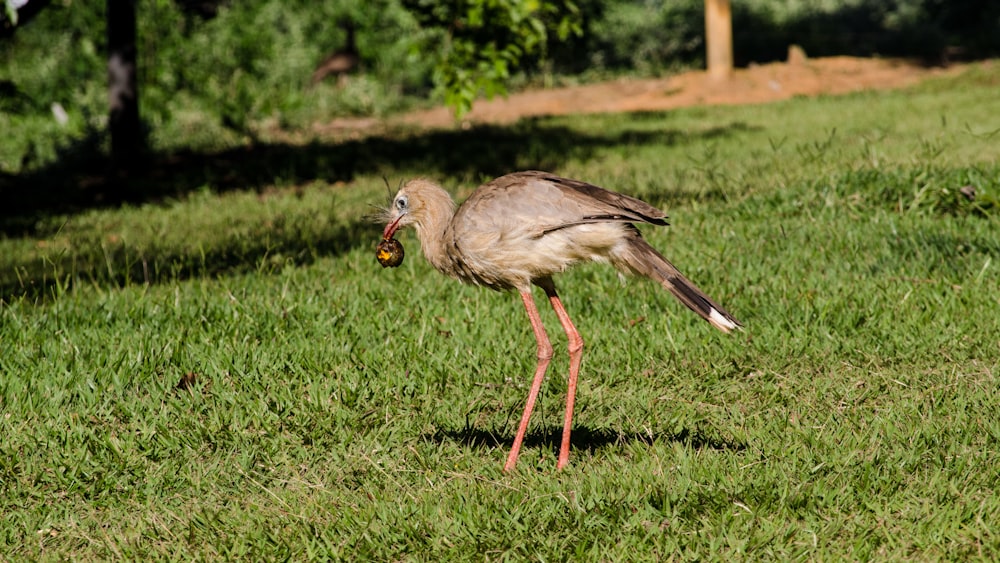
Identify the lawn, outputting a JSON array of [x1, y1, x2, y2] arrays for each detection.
[[2, 64, 1000, 559]]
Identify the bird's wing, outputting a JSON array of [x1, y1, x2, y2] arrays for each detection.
[[518, 171, 668, 225], [463, 171, 667, 238], [450, 171, 670, 244]]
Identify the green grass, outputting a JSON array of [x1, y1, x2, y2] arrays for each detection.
[[2, 65, 1000, 559]]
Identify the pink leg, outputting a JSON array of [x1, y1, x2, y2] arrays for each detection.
[[543, 284, 584, 470], [504, 290, 554, 472]]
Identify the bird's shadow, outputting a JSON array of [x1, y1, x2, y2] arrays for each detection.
[[426, 423, 745, 457]]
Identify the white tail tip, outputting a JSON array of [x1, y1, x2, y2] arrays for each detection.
[[708, 307, 740, 333]]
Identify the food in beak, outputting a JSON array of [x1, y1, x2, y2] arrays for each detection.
[[376, 237, 404, 268]]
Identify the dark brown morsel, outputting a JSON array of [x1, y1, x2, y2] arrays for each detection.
[[377, 237, 404, 268]]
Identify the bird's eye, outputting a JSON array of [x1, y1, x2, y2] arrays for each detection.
[[396, 196, 407, 211]]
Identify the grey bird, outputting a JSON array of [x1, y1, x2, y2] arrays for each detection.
[[380, 170, 740, 471]]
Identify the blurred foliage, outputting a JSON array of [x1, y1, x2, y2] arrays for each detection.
[[728, 0, 1000, 65], [547, 0, 1000, 76], [1, 0, 999, 172], [403, 0, 582, 116], [3, 1, 18, 27], [544, 0, 704, 77], [1, 1, 427, 137]]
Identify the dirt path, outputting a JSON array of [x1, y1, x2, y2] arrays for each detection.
[[316, 56, 971, 135]]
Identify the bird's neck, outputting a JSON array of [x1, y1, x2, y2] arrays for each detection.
[[413, 185, 458, 275]]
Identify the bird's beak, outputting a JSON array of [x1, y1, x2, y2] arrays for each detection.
[[383, 214, 404, 239]]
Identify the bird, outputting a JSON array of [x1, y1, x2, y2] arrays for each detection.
[[379, 170, 740, 471]]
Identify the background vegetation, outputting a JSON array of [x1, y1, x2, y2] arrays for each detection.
[[2, 0, 1000, 178], [2, 56, 1000, 560], [1, 0, 999, 559]]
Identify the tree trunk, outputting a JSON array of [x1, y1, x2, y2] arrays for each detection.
[[705, 0, 732, 81], [107, 0, 141, 168]]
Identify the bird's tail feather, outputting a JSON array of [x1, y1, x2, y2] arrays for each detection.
[[617, 236, 741, 333]]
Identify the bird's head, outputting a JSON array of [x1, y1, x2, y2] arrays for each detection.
[[380, 179, 456, 241], [381, 188, 412, 240]]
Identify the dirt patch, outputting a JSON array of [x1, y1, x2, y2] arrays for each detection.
[[316, 56, 971, 134]]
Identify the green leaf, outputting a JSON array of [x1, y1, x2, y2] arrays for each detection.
[[408, 0, 582, 118], [4, 0, 18, 26]]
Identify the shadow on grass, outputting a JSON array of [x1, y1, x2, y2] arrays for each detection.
[[0, 116, 756, 302], [2, 217, 379, 303], [428, 423, 745, 457], [1, 116, 757, 236]]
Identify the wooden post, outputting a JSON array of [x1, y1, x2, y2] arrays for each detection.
[[705, 0, 732, 80]]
